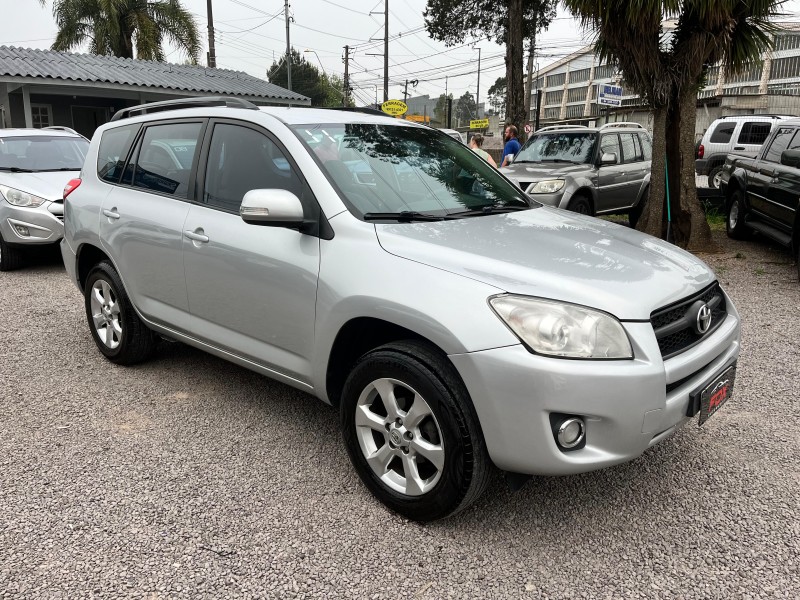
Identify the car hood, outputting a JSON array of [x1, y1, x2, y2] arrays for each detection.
[[375, 207, 715, 320], [501, 162, 590, 183], [0, 171, 80, 201]]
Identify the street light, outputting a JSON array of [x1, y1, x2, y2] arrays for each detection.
[[303, 49, 326, 75]]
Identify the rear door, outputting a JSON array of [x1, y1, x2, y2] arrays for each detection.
[[748, 127, 795, 220], [596, 133, 632, 212], [734, 121, 773, 157], [99, 119, 205, 331], [765, 128, 800, 230], [182, 119, 321, 383], [618, 132, 647, 207]]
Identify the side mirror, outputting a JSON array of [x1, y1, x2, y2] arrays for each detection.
[[780, 149, 800, 168], [240, 189, 304, 227], [600, 152, 617, 166]]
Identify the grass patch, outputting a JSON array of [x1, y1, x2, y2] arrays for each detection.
[[754, 267, 765, 275], [705, 208, 726, 232], [735, 252, 746, 260]]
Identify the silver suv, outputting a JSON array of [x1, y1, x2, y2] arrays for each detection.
[[62, 98, 741, 521], [0, 127, 88, 270], [501, 123, 652, 227]]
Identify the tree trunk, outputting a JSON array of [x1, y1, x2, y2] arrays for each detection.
[[678, 88, 719, 253], [664, 100, 688, 245], [120, 33, 134, 59], [637, 106, 667, 237], [505, 0, 525, 135]]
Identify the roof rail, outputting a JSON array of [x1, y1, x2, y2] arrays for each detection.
[[536, 124, 589, 132], [43, 125, 81, 135], [719, 114, 793, 120], [110, 96, 259, 122], [599, 122, 645, 130], [316, 106, 387, 117]]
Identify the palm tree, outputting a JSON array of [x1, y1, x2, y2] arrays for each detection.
[[563, 0, 782, 251], [43, 0, 200, 63]]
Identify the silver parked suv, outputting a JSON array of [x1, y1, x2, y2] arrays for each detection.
[[501, 122, 652, 227], [62, 98, 741, 521], [0, 127, 88, 270]]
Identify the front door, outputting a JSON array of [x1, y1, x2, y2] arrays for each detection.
[[765, 128, 800, 230], [749, 127, 795, 220], [182, 120, 321, 384], [99, 119, 205, 331]]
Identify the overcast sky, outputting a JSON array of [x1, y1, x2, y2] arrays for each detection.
[[4, 1, 800, 107]]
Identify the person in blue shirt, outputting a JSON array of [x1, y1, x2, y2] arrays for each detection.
[[500, 124, 521, 168]]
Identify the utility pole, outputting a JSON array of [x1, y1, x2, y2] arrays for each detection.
[[206, 0, 217, 68], [343, 45, 350, 107], [285, 0, 291, 91], [403, 79, 418, 103], [475, 46, 481, 116], [445, 75, 448, 125], [383, 0, 389, 102]]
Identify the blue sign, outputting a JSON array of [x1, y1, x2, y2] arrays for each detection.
[[598, 84, 623, 107]]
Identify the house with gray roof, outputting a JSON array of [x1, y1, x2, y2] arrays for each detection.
[[0, 46, 309, 137]]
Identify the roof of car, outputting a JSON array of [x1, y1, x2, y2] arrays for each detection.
[[0, 128, 83, 138], [258, 106, 419, 127]]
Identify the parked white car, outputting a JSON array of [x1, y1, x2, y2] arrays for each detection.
[[0, 127, 89, 270]]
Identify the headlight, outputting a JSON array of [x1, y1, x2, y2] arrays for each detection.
[[530, 179, 565, 194], [489, 295, 633, 359], [0, 185, 47, 208]]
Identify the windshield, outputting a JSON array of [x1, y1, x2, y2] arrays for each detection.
[[0, 135, 89, 171], [291, 123, 532, 219], [515, 131, 597, 164]]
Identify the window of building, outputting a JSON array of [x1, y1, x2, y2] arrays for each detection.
[[570, 68, 590, 83], [709, 121, 736, 144], [567, 86, 588, 103], [594, 64, 616, 80], [30, 104, 52, 128], [545, 90, 563, 105], [546, 73, 566, 87], [203, 123, 303, 213], [737, 122, 772, 145], [128, 122, 203, 198], [762, 128, 795, 163]]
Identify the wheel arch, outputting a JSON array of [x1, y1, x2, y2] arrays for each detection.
[[76, 243, 112, 292]]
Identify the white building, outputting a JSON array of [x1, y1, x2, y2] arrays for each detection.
[[529, 23, 800, 137]]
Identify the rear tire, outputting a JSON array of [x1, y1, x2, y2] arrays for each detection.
[[628, 186, 649, 228], [566, 194, 592, 216], [0, 234, 24, 271], [340, 340, 491, 522], [84, 261, 157, 365], [726, 188, 749, 240], [708, 165, 724, 189]]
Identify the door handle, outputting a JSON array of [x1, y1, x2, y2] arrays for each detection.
[[102, 208, 120, 220], [759, 167, 775, 177], [734, 146, 746, 150], [184, 229, 209, 243]]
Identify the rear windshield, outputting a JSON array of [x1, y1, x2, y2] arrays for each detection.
[[514, 132, 597, 164], [709, 122, 736, 144], [0, 135, 88, 171]]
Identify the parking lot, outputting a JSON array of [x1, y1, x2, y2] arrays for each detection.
[[1, 233, 798, 599]]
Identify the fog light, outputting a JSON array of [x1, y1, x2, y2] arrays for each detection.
[[14, 225, 30, 237], [557, 417, 585, 449]]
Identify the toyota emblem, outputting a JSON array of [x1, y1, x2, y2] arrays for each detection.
[[695, 303, 712, 334]]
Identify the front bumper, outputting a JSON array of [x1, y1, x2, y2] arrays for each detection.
[[449, 294, 741, 475], [0, 201, 64, 246]]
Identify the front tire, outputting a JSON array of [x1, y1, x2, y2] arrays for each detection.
[[726, 188, 749, 240], [340, 340, 491, 521], [84, 261, 157, 364], [0, 234, 24, 271], [566, 194, 592, 215]]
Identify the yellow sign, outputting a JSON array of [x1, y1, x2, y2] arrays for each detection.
[[405, 114, 430, 123], [381, 99, 408, 116], [470, 119, 490, 129]]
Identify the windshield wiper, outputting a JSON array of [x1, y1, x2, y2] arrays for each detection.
[[0, 167, 34, 173], [539, 159, 577, 164], [38, 167, 80, 172], [449, 203, 532, 216], [363, 211, 457, 222]]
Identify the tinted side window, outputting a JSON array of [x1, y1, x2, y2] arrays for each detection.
[[639, 133, 652, 160], [763, 128, 795, 163], [599, 134, 621, 164], [737, 122, 772, 145], [620, 133, 643, 163], [129, 122, 202, 198], [203, 123, 303, 213], [709, 122, 736, 144], [97, 124, 138, 183]]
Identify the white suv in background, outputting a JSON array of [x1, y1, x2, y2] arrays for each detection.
[[695, 114, 793, 188]]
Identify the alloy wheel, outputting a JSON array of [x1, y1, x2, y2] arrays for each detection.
[[90, 279, 122, 349], [355, 378, 444, 496], [729, 199, 739, 229]]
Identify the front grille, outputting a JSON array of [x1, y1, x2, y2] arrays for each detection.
[[651, 283, 727, 359]]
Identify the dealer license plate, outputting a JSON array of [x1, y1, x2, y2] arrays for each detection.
[[693, 364, 736, 426]]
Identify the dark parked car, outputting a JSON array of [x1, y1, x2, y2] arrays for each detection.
[[719, 119, 800, 279]]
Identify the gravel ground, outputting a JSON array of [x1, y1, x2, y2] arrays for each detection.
[[1, 234, 798, 600]]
